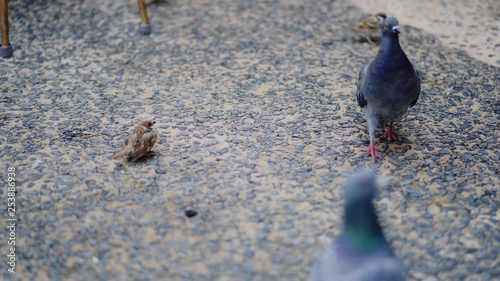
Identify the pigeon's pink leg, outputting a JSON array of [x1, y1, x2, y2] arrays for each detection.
[[367, 139, 380, 161], [381, 124, 397, 142]]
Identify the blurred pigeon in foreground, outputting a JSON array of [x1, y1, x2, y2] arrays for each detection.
[[356, 17, 421, 160], [349, 12, 387, 43], [310, 170, 405, 281]]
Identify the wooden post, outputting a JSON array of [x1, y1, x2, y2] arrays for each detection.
[[137, 0, 151, 35], [0, 0, 10, 47], [138, 0, 149, 25]]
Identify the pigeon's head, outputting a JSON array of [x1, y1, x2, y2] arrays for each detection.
[[343, 169, 389, 203], [382, 17, 400, 35]]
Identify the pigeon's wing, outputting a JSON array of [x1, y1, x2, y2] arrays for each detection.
[[309, 243, 343, 281], [410, 66, 421, 108], [340, 256, 406, 281], [356, 63, 369, 108], [310, 249, 405, 281]]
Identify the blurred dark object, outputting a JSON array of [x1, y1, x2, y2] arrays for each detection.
[[185, 209, 198, 218]]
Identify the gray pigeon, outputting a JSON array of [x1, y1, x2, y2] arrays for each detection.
[[310, 170, 405, 281], [356, 17, 421, 160]]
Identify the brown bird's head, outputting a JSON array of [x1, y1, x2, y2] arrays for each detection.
[[374, 12, 387, 25], [139, 120, 155, 129]]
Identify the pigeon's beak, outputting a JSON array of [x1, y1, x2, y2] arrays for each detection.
[[392, 25, 400, 34]]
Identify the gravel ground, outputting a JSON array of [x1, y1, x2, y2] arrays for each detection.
[[0, 0, 498, 280]]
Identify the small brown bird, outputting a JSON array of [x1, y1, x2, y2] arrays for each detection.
[[111, 120, 158, 162], [349, 12, 387, 43]]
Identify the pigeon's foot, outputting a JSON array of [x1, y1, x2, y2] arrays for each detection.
[[367, 140, 380, 161], [381, 126, 397, 142]]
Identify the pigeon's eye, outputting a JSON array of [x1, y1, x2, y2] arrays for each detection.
[[383, 24, 389, 29]]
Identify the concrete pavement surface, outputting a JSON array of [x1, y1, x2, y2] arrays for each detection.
[[0, 0, 498, 280]]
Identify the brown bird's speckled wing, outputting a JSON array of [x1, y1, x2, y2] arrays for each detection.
[[349, 16, 379, 32], [111, 122, 157, 161], [349, 12, 387, 43], [128, 129, 158, 162]]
